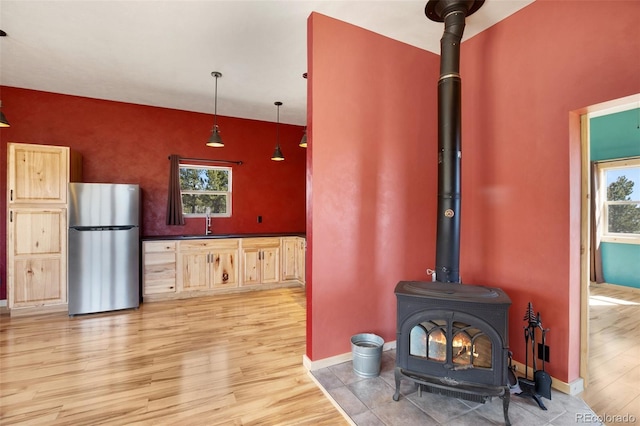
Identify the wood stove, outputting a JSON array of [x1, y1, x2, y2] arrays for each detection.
[[393, 281, 511, 425]]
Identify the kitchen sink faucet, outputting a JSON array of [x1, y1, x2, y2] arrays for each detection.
[[205, 208, 212, 235]]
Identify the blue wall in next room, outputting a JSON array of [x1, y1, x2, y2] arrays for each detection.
[[590, 107, 640, 289], [600, 242, 640, 289]]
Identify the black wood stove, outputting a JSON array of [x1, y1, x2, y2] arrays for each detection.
[[393, 281, 511, 423], [392, 1, 513, 425]]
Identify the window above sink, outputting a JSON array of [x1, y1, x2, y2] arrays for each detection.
[[179, 164, 232, 218]]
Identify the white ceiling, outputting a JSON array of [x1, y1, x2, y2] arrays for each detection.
[[0, 0, 533, 125]]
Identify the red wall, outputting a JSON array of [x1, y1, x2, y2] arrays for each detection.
[[307, 0, 640, 385], [307, 13, 440, 360], [459, 0, 639, 384], [1, 87, 306, 300]]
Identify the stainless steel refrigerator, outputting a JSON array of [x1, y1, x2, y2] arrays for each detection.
[[68, 183, 140, 316]]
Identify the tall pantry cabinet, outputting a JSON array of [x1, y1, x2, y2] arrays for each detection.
[[6, 143, 81, 314]]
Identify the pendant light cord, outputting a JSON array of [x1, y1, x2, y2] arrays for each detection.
[[271, 101, 284, 161], [214, 74, 219, 128], [276, 103, 280, 146]]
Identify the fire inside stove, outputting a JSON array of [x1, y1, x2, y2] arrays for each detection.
[[410, 320, 492, 369]]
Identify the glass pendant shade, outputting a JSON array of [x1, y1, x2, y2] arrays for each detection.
[[207, 71, 223, 147]]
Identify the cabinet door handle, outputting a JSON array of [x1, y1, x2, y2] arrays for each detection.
[[10, 189, 13, 202], [9, 211, 13, 222]]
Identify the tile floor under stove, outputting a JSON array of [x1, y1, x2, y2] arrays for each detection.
[[311, 349, 603, 426]]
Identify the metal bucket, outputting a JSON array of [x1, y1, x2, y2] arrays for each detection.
[[351, 333, 384, 378]]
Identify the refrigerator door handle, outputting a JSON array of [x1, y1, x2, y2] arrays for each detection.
[[71, 225, 136, 232]]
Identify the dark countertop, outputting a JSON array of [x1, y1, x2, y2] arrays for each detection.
[[141, 232, 305, 241]]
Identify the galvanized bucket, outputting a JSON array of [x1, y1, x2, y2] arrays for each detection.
[[351, 333, 384, 378]]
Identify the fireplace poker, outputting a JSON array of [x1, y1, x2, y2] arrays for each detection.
[[524, 327, 530, 380]]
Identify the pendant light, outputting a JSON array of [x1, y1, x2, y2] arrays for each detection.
[[271, 101, 284, 161], [0, 32, 8, 127], [0, 101, 10, 128], [206, 71, 224, 147], [299, 72, 307, 147], [299, 128, 307, 147]]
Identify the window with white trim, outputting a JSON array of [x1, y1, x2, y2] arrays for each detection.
[[599, 158, 640, 243], [179, 164, 232, 217]]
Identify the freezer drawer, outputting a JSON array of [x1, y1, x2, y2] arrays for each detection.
[[68, 227, 139, 315]]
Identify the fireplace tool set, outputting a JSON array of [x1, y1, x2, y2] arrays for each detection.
[[514, 302, 552, 410]]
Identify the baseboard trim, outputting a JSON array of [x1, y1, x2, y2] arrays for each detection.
[[303, 340, 396, 371], [7, 303, 68, 317], [303, 352, 352, 371], [511, 359, 584, 395], [593, 282, 640, 295]]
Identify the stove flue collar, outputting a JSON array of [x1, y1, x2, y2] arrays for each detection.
[[426, 0, 485, 22]]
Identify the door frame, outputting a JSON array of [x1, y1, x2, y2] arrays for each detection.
[[576, 93, 640, 387]]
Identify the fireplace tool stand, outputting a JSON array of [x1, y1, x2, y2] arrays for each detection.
[[517, 302, 551, 410]]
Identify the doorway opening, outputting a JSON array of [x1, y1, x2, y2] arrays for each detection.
[[577, 93, 640, 419]]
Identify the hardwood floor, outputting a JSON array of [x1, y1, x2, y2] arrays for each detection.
[[3, 283, 637, 425], [0, 287, 347, 425], [580, 284, 640, 424]]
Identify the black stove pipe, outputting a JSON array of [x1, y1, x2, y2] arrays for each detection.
[[426, 0, 484, 283]]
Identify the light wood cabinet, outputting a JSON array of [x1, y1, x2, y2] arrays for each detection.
[[281, 236, 306, 284], [141, 236, 304, 301], [178, 239, 239, 292], [142, 241, 177, 296], [9, 208, 67, 308], [297, 237, 306, 285], [8, 144, 69, 205], [181, 252, 209, 292], [241, 238, 279, 286], [6, 143, 79, 314], [211, 249, 239, 289]]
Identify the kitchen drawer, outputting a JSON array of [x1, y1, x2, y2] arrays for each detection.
[[241, 237, 280, 249], [179, 238, 239, 251], [144, 241, 176, 253]]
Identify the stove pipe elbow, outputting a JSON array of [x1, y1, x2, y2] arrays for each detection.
[[440, 10, 466, 76]]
